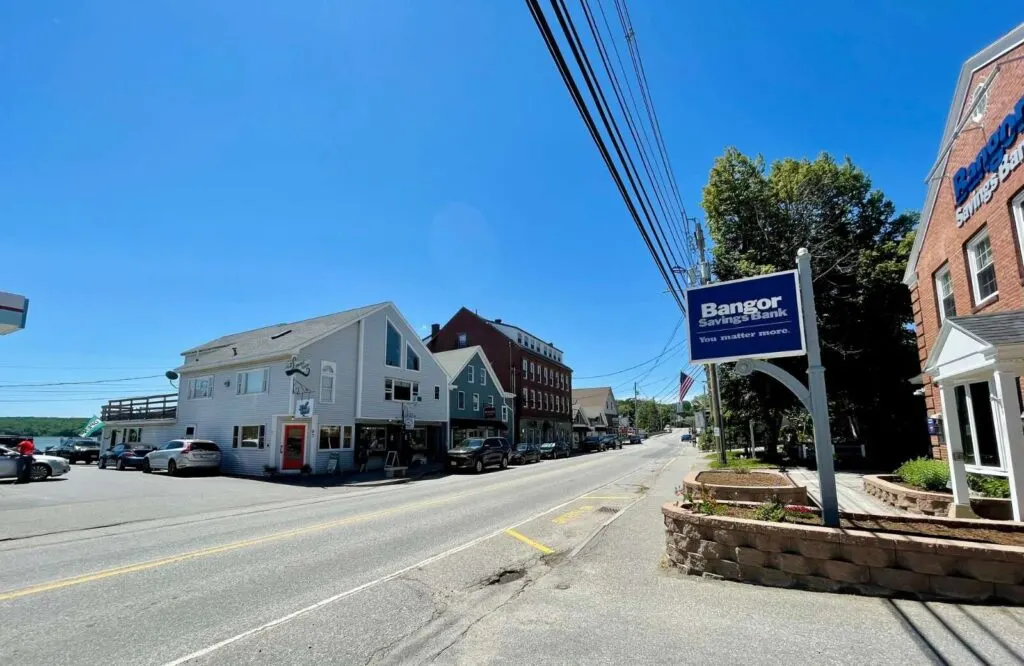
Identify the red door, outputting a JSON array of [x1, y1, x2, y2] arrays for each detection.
[[282, 425, 306, 470]]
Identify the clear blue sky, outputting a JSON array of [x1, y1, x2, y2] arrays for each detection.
[[0, 1, 1015, 416]]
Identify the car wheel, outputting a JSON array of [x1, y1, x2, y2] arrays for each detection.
[[500, 456, 509, 470], [168, 460, 178, 476], [142, 460, 152, 474], [30, 463, 50, 481], [98, 458, 107, 469], [117, 458, 126, 471], [474, 459, 483, 474]]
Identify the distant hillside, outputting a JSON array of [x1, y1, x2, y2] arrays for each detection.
[[0, 417, 90, 437]]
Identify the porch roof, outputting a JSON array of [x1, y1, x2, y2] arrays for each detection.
[[924, 310, 1024, 383]]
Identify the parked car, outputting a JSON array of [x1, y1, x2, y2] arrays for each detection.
[[600, 434, 621, 450], [581, 436, 605, 453], [638, 430, 649, 440], [622, 432, 642, 445], [50, 438, 101, 464], [99, 444, 156, 470], [446, 437, 509, 473], [0, 445, 70, 481], [681, 433, 692, 442], [539, 441, 570, 459], [510, 442, 542, 465], [143, 439, 221, 475]]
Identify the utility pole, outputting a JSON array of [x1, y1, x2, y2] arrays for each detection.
[[694, 224, 727, 466], [634, 382, 639, 431]]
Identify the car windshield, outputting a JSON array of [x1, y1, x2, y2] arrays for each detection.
[[457, 439, 484, 449], [515, 444, 531, 451], [540, 442, 554, 448]]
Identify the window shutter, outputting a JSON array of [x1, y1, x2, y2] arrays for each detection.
[[232, 425, 240, 448], [262, 369, 269, 393], [236, 373, 243, 395], [258, 425, 265, 449]]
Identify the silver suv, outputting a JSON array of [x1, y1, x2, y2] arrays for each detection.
[[143, 439, 221, 475]]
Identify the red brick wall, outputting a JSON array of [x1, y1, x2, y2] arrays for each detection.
[[912, 44, 1024, 459]]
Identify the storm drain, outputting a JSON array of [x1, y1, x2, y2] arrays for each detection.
[[597, 506, 619, 514]]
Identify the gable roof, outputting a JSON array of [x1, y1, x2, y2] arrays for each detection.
[[903, 23, 1024, 286], [948, 311, 1024, 346], [432, 345, 509, 395], [177, 302, 389, 372], [572, 387, 615, 411]]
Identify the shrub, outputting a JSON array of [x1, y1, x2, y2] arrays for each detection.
[[695, 483, 724, 515], [896, 457, 949, 491], [967, 473, 1011, 499], [753, 498, 787, 522]]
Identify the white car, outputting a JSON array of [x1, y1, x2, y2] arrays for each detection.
[[0, 446, 71, 481], [143, 439, 222, 475]]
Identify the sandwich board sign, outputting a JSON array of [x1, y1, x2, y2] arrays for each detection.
[[685, 270, 806, 365]]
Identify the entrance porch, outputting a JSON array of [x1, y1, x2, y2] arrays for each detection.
[[925, 312, 1024, 521]]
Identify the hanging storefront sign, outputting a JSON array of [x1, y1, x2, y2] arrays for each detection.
[[483, 405, 496, 419], [294, 397, 314, 418], [686, 270, 806, 364], [954, 93, 1024, 226]]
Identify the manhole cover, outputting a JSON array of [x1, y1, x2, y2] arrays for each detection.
[[598, 506, 619, 514]]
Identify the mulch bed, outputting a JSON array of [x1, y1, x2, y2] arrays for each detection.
[[696, 470, 792, 488], [713, 505, 1024, 547]]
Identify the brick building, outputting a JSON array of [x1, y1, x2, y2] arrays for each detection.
[[426, 308, 573, 445], [903, 24, 1024, 519]]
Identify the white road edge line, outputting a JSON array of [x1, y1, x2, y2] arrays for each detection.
[[162, 455, 674, 666]]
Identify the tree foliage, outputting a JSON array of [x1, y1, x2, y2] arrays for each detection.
[[0, 417, 90, 438], [616, 399, 678, 432], [701, 149, 928, 465]]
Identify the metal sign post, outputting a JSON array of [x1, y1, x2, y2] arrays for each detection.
[[796, 249, 839, 527]]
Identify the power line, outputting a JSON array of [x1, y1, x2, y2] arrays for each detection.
[[525, 0, 687, 310], [573, 339, 686, 380], [0, 374, 164, 388]]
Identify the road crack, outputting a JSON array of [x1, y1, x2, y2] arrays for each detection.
[[427, 577, 532, 664]]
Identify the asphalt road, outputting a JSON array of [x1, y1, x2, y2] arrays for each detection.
[[0, 433, 686, 665]]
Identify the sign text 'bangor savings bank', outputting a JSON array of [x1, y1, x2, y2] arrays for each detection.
[[954, 93, 1024, 227], [686, 270, 806, 365]]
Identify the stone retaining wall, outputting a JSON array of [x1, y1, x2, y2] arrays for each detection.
[[863, 474, 1013, 521], [662, 501, 1024, 604], [682, 470, 807, 505]]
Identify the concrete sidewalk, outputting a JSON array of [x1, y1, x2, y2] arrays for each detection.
[[787, 468, 901, 515], [429, 454, 1024, 665]]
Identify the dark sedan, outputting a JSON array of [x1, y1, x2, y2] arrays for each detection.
[[581, 436, 605, 453], [509, 443, 542, 465], [600, 435, 621, 450], [50, 438, 101, 464], [539, 441, 570, 459], [99, 444, 156, 470]]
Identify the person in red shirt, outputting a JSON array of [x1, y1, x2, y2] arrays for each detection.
[[16, 439, 34, 484]]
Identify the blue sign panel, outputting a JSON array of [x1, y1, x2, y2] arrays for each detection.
[[686, 270, 805, 364]]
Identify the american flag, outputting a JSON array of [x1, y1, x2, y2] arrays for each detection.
[[679, 371, 694, 403]]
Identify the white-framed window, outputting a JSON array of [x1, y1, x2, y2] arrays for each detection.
[[236, 368, 268, 395], [412, 382, 420, 400], [406, 344, 420, 371], [457, 333, 468, 348], [966, 230, 998, 305], [530, 389, 535, 409], [521, 387, 527, 405], [530, 362, 535, 381], [458, 391, 465, 410], [488, 395, 495, 407], [970, 83, 988, 124], [232, 424, 265, 449], [517, 333, 522, 344], [473, 393, 480, 412], [319, 425, 341, 450], [343, 425, 353, 449], [1012, 190, 1024, 270], [434, 385, 440, 400], [542, 367, 547, 384], [187, 375, 213, 400], [468, 365, 475, 383], [480, 368, 487, 387], [320, 361, 336, 403], [385, 378, 415, 401], [502, 405, 510, 422], [385, 319, 402, 367], [934, 265, 956, 323], [522, 359, 528, 379], [954, 382, 1005, 470]]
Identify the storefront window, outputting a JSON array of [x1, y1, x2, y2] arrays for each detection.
[[954, 382, 1003, 469]]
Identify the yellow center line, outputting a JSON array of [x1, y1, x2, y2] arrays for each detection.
[[504, 528, 555, 554], [0, 447, 627, 602], [580, 495, 635, 500]]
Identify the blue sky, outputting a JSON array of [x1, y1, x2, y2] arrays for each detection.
[[0, 1, 1016, 416]]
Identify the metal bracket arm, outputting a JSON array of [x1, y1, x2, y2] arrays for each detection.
[[733, 359, 812, 413]]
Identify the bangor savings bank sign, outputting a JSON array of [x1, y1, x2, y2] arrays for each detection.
[[954, 93, 1024, 227], [686, 270, 806, 365]]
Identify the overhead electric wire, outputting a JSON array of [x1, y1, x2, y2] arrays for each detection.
[[525, 0, 687, 310], [613, 0, 696, 256], [579, 0, 695, 273], [0, 374, 165, 388], [573, 339, 686, 380]]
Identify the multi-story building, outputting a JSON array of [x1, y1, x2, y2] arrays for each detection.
[[572, 387, 619, 438], [427, 307, 572, 445], [903, 24, 1024, 520]]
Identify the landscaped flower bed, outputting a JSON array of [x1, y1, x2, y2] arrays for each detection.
[[662, 500, 1024, 604], [680, 469, 807, 505], [863, 458, 1013, 521]]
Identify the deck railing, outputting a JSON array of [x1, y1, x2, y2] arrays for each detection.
[[101, 394, 177, 422]]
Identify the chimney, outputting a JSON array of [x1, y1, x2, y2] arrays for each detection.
[[431, 323, 439, 338]]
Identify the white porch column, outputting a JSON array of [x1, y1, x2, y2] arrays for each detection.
[[992, 371, 1024, 522], [938, 383, 975, 517]]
